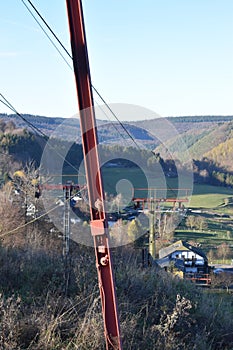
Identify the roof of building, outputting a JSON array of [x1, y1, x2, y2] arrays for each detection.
[[156, 256, 185, 271], [159, 240, 207, 261]]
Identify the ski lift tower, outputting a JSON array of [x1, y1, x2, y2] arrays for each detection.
[[66, 1, 122, 349]]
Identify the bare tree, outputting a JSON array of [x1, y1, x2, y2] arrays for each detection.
[[110, 193, 123, 214], [211, 272, 233, 293], [195, 217, 208, 231], [186, 215, 196, 229], [161, 213, 178, 241], [12, 162, 40, 200], [0, 186, 24, 246], [217, 243, 231, 263], [110, 219, 128, 246], [207, 249, 215, 265]]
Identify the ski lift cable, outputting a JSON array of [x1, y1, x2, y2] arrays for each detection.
[[0, 189, 84, 239], [19, 0, 178, 198], [20, 0, 144, 151], [0, 93, 86, 178]]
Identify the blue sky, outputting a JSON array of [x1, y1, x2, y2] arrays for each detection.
[[0, 0, 232, 120]]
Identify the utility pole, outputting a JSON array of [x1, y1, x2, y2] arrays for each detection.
[[66, 1, 122, 349], [148, 199, 156, 264], [63, 183, 71, 295], [63, 183, 71, 259]]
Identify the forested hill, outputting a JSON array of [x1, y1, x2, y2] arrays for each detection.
[[1, 113, 233, 144], [0, 113, 154, 145], [135, 115, 233, 135], [1, 113, 233, 173]]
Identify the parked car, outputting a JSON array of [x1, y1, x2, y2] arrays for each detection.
[[213, 268, 224, 274]]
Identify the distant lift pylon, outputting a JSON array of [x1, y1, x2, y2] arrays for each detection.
[[66, 1, 122, 349]]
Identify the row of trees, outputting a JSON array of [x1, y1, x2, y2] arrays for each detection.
[[208, 243, 232, 264], [2, 122, 233, 191], [0, 128, 169, 180], [185, 215, 208, 231], [193, 159, 233, 187], [109, 211, 182, 250]]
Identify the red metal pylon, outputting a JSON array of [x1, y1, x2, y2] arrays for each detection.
[[66, 1, 122, 348]]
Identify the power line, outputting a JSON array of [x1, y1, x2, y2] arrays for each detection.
[[0, 93, 48, 138], [92, 86, 142, 150], [94, 100, 132, 147], [0, 200, 58, 239], [0, 189, 82, 239], [20, 0, 72, 69], [0, 93, 86, 178], [20, 0, 143, 151], [22, 0, 173, 164], [22, 0, 72, 60], [18, 0, 178, 197], [20, 0, 137, 149]]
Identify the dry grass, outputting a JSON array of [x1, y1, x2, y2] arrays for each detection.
[[0, 229, 233, 349]]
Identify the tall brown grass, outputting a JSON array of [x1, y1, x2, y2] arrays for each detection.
[[0, 228, 232, 349]]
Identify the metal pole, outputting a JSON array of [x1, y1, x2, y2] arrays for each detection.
[[63, 184, 71, 295], [63, 184, 71, 258], [66, 1, 122, 348], [148, 199, 155, 263]]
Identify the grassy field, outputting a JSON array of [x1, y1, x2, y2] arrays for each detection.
[[63, 166, 233, 255], [175, 228, 233, 246], [102, 167, 233, 209], [175, 207, 233, 262], [102, 167, 149, 194], [101, 167, 233, 260], [62, 166, 233, 210], [190, 184, 233, 209]]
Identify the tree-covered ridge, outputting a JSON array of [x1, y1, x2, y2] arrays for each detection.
[[168, 115, 233, 123], [1, 113, 233, 187], [188, 122, 233, 161], [153, 127, 213, 160], [1, 113, 233, 145], [204, 137, 233, 172], [152, 121, 233, 173], [0, 114, 156, 145], [134, 115, 233, 135]]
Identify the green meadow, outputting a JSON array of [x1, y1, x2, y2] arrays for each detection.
[[102, 167, 233, 209], [62, 166, 233, 212], [101, 167, 233, 261], [190, 184, 233, 209]]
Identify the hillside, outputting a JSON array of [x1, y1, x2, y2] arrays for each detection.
[[188, 122, 233, 160], [1, 113, 233, 173], [153, 127, 213, 161], [0, 116, 233, 349], [204, 137, 233, 172], [0, 113, 154, 146], [135, 115, 233, 135], [0, 214, 232, 350], [154, 121, 233, 166]]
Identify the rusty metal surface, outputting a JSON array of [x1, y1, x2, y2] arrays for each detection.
[[66, 1, 122, 348]]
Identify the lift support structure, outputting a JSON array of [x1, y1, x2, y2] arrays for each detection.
[[66, 1, 122, 349]]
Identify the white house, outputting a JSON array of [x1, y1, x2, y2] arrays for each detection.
[[157, 240, 209, 274]]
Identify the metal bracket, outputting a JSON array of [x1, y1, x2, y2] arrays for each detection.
[[90, 219, 106, 236]]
